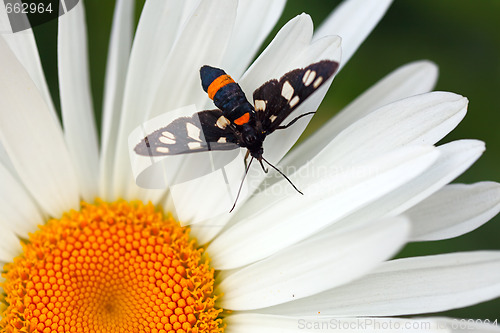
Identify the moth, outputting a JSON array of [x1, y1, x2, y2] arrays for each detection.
[[135, 60, 339, 211]]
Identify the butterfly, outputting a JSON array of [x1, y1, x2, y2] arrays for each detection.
[[134, 60, 339, 211]]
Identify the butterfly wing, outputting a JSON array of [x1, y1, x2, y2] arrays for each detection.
[[253, 60, 339, 134], [134, 109, 240, 156]]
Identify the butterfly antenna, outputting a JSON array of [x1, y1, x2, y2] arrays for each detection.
[[262, 157, 303, 195], [230, 157, 254, 213]]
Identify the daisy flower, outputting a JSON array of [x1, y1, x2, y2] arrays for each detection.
[[0, 0, 499, 332]]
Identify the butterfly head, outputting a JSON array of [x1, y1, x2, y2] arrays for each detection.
[[238, 123, 264, 159]]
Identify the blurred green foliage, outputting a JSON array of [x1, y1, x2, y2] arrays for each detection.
[[32, 0, 499, 320]]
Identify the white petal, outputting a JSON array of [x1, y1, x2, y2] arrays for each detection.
[[0, 141, 15, 175], [282, 61, 439, 169], [408, 182, 500, 241], [239, 14, 314, 99], [58, 2, 99, 201], [107, 0, 188, 200], [118, 0, 186, 119], [222, 0, 286, 79], [259, 35, 341, 164], [0, 7, 57, 118], [225, 314, 490, 333], [314, 92, 467, 168], [259, 251, 500, 316], [135, 0, 198, 89], [225, 314, 299, 333], [0, 37, 80, 217], [314, 0, 393, 69], [0, 224, 22, 262], [147, 0, 237, 119], [166, 151, 244, 224], [209, 146, 436, 270], [217, 216, 409, 310], [113, 0, 237, 200], [120, 0, 192, 122], [0, 163, 43, 238], [99, 0, 134, 199], [265, 91, 464, 193], [189, 217, 227, 245], [141, 0, 238, 199], [377, 140, 485, 215], [324, 140, 485, 235]]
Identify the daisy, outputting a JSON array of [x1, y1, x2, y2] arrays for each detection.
[[0, 1, 499, 332]]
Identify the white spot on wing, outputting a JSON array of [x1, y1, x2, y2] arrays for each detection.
[[162, 131, 175, 139], [188, 142, 203, 149], [217, 137, 227, 143], [255, 99, 266, 111], [159, 136, 175, 144], [270, 115, 277, 122], [157, 147, 170, 153], [281, 81, 294, 101], [313, 76, 323, 88], [289, 95, 300, 108], [302, 69, 316, 86], [186, 123, 201, 141], [216, 116, 230, 129]]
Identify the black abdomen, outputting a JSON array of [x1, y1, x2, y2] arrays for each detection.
[[200, 65, 254, 122]]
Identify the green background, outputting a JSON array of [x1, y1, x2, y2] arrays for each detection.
[[32, 0, 499, 321]]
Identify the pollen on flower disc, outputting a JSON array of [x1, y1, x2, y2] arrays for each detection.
[[0, 200, 223, 333]]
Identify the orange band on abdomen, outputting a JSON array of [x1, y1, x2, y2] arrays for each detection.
[[207, 74, 235, 100], [234, 112, 250, 125]]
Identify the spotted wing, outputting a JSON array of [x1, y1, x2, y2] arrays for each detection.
[[134, 109, 240, 156], [252, 60, 339, 134]]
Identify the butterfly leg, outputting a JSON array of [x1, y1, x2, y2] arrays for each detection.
[[231, 157, 254, 213], [244, 150, 250, 169], [276, 112, 316, 130], [245, 150, 268, 172], [259, 159, 269, 173]]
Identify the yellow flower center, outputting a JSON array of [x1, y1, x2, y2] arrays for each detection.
[[0, 200, 224, 333]]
